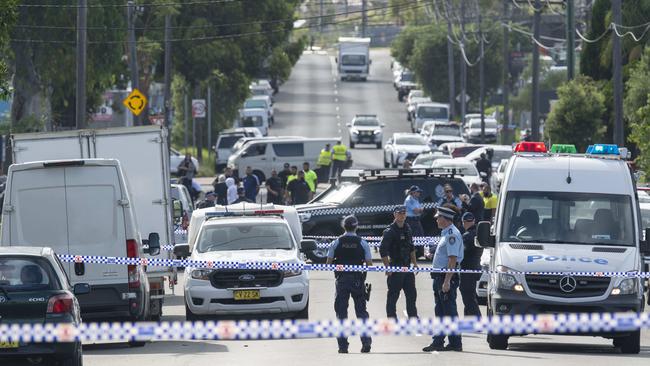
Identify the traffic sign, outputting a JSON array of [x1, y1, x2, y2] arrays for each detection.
[[456, 93, 471, 103], [192, 99, 206, 118], [123, 89, 147, 116]]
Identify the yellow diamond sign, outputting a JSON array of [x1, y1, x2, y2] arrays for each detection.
[[123, 89, 147, 116]]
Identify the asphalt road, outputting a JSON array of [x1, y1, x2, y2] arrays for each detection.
[[77, 49, 650, 365]]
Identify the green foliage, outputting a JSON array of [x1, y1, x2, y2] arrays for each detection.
[[268, 48, 292, 84], [170, 74, 188, 148], [629, 94, 650, 173], [545, 76, 606, 151], [0, 0, 17, 99], [624, 46, 650, 120]]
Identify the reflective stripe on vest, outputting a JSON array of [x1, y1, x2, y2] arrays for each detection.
[[317, 150, 332, 166], [332, 145, 347, 161]]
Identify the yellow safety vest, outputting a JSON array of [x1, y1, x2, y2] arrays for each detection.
[[317, 149, 332, 166], [332, 144, 347, 161]]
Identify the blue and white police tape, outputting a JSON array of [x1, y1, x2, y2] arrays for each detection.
[[305, 235, 440, 248], [56, 254, 650, 278], [1, 312, 648, 343], [305, 202, 439, 217]]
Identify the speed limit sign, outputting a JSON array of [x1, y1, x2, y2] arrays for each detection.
[[192, 99, 206, 118]]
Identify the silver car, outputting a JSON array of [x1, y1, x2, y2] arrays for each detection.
[[347, 114, 384, 149]]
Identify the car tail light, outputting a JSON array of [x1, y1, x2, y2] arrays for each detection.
[[127, 239, 140, 289], [47, 293, 74, 314]]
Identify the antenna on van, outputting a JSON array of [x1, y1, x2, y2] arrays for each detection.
[[566, 156, 572, 184]]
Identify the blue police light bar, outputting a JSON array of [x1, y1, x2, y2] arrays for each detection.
[[586, 144, 619, 155], [205, 211, 237, 218]]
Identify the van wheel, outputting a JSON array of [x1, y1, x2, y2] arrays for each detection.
[[59, 342, 83, 366], [376, 142, 382, 149], [383, 155, 389, 168], [185, 303, 200, 322], [614, 330, 640, 354], [252, 170, 266, 183], [294, 301, 309, 320], [487, 334, 508, 350]]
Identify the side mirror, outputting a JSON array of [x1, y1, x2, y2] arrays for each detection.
[[73, 283, 91, 295], [300, 240, 317, 253], [144, 232, 161, 256], [172, 199, 183, 221], [174, 243, 190, 258], [476, 221, 495, 248]]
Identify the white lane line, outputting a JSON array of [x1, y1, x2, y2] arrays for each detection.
[[334, 90, 338, 95], [335, 98, 338, 103], [336, 106, 339, 111]]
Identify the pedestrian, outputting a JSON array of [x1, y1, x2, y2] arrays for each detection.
[[379, 206, 419, 319], [458, 212, 482, 317], [212, 175, 228, 206], [177, 153, 197, 195], [475, 153, 491, 184], [480, 182, 497, 222], [286, 170, 311, 205], [266, 169, 283, 204], [423, 206, 464, 352], [326, 215, 373, 354], [460, 182, 485, 222], [286, 165, 298, 187], [242, 166, 260, 203], [225, 177, 237, 205], [404, 185, 425, 258], [224, 166, 239, 185], [436, 184, 462, 209], [278, 163, 291, 187], [196, 192, 217, 209], [331, 141, 349, 179], [303, 162, 318, 200], [317, 143, 333, 182], [232, 187, 254, 204]]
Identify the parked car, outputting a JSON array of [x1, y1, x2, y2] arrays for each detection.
[[215, 128, 262, 172], [0, 246, 90, 365], [431, 158, 481, 187], [420, 121, 463, 148], [383, 133, 432, 168], [411, 102, 450, 133], [244, 96, 274, 125], [171, 183, 194, 250], [235, 109, 269, 136], [347, 114, 384, 149], [463, 117, 498, 143], [395, 70, 417, 101], [491, 158, 509, 193], [171, 148, 199, 175], [405, 90, 424, 120], [407, 96, 432, 122], [411, 151, 451, 168], [250, 79, 274, 100]]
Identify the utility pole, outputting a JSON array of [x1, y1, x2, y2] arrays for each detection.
[[207, 84, 212, 158], [75, 0, 87, 129], [566, 0, 575, 80], [502, 0, 511, 143], [163, 14, 172, 132], [479, 13, 485, 144], [531, 0, 541, 141], [127, 1, 140, 126], [184, 94, 189, 148], [445, 1, 455, 119], [612, 0, 624, 146], [460, 0, 467, 124], [320, 0, 324, 33], [361, 0, 368, 38]]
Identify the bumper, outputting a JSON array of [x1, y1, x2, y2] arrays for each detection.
[[350, 134, 381, 143], [0, 341, 78, 359], [185, 275, 309, 315], [77, 282, 147, 319]]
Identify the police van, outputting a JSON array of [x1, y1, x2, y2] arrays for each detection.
[[476, 142, 650, 353]]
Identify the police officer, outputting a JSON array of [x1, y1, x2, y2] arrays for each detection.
[[459, 212, 482, 317], [331, 141, 349, 179], [317, 143, 332, 183], [379, 206, 419, 319], [326, 215, 373, 354], [404, 185, 425, 258], [423, 206, 464, 352]]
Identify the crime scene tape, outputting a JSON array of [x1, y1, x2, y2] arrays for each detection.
[[1, 312, 648, 343], [304, 235, 440, 248], [56, 254, 650, 278]]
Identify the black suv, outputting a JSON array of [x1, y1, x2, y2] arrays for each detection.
[[297, 169, 470, 262], [0, 247, 89, 366]]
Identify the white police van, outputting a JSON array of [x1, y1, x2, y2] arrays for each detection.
[[178, 204, 316, 320], [477, 142, 650, 353]]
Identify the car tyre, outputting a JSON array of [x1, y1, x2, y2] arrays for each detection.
[[383, 155, 390, 168], [252, 170, 266, 183], [376, 142, 382, 149], [615, 330, 640, 354], [60, 342, 83, 366], [486, 307, 508, 350], [185, 302, 200, 322], [294, 301, 309, 320]]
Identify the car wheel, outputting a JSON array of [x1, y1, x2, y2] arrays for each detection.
[[185, 302, 200, 322], [376, 142, 382, 149], [294, 301, 309, 320], [59, 342, 83, 366], [486, 307, 509, 350], [384, 157, 389, 168], [615, 330, 640, 354]]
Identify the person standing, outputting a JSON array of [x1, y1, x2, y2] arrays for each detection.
[[196, 191, 217, 209], [286, 170, 311, 205], [475, 153, 492, 184], [480, 182, 498, 222], [326, 215, 373, 354], [404, 185, 425, 258], [302, 162, 318, 200], [379, 206, 419, 319], [242, 166, 260, 203], [286, 165, 298, 186], [436, 184, 462, 209], [225, 177, 238, 205], [331, 141, 349, 179], [266, 169, 283, 204], [212, 175, 228, 206], [177, 153, 197, 196], [423, 206, 464, 352], [233, 187, 254, 204], [317, 144, 332, 182], [458, 212, 482, 317], [461, 183, 485, 222], [278, 163, 291, 187]]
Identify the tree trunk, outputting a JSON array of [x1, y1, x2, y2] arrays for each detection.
[[10, 43, 49, 129]]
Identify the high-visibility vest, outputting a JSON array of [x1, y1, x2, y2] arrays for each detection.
[[317, 149, 332, 166], [332, 144, 347, 161]]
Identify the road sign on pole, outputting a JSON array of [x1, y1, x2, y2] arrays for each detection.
[[192, 99, 206, 118], [123, 89, 147, 116]]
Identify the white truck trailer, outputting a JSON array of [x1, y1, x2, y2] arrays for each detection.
[[337, 37, 371, 81]]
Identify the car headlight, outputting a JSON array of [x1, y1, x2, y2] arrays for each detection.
[[374, 130, 381, 135], [283, 269, 303, 277], [351, 130, 359, 135], [191, 269, 213, 281], [496, 265, 524, 291], [612, 278, 638, 295], [298, 212, 312, 223]]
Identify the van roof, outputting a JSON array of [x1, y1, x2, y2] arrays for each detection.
[[248, 137, 340, 144], [8, 158, 121, 172], [507, 155, 633, 194], [418, 102, 449, 108], [0, 246, 53, 257]]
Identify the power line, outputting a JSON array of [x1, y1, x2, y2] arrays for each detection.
[[16, 0, 241, 9]]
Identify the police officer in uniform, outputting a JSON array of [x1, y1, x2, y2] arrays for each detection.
[[317, 143, 332, 183], [423, 206, 464, 352], [326, 215, 373, 353], [459, 212, 482, 317], [404, 185, 425, 258], [380, 206, 419, 319]]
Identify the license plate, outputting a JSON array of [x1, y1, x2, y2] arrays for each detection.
[[0, 341, 18, 349], [233, 290, 260, 300]]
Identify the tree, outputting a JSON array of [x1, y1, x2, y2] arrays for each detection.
[[0, 0, 18, 100], [545, 76, 606, 152], [624, 46, 650, 120], [629, 94, 650, 174]]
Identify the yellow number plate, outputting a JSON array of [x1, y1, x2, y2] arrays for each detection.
[[0, 341, 19, 349], [233, 290, 260, 301]]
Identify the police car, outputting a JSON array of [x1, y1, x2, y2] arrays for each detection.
[[0, 247, 89, 365], [297, 168, 470, 262], [180, 204, 316, 320], [476, 142, 650, 353]]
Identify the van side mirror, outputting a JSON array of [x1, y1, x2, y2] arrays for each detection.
[[144, 233, 161, 256], [300, 240, 317, 253], [73, 283, 91, 295], [174, 243, 190, 258], [172, 199, 183, 221], [476, 221, 495, 248]]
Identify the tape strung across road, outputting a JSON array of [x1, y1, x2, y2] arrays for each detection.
[[304, 235, 441, 248], [56, 254, 650, 278], [1, 312, 648, 343]]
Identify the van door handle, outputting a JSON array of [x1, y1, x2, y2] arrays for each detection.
[[260, 158, 266, 161]]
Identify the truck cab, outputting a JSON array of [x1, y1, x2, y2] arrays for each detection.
[[337, 37, 371, 81]]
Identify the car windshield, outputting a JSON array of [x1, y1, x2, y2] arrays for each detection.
[[218, 135, 244, 149], [469, 119, 497, 129], [641, 206, 650, 229], [0, 258, 59, 292], [244, 100, 267, 109], [341, 54, 366, 66], [638, 190, 650, 203], [401, 72, 415, 82], [354, 118, 379, 127], [432, 125, 460, 136], [431, 160, 478, 175], [240, 116, 263, 127], [413, 154, 449, 166], [251, 88, 267, 96], [409, 91, 424, 99], [395, 135, 427, 145], [315, 183, 360, 204], [197, 223, 294, 252], [418, 106, 448, 119], [501, 191, 635, 246]]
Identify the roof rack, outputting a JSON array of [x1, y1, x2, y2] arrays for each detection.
[[341, 168, 464, 181]]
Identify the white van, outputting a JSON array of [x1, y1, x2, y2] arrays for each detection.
[[235, 109, 269, 136], [476, 142, 650, 353], [227, 137, 340, 181], [1, 159, 159, 320], [412, 102, 449, 133]]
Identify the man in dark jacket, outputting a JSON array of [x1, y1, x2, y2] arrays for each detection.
[[461, 183, 485, 222], [232, 187, 254, 204], [475, 153, 492, 184], [459, 212, 483, 317]]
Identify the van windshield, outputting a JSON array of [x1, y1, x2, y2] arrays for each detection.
[[418, 106, 448, 120], [501, 191, 635, 246], [241, 116, 263, 127], [432, 124, 460, 136], [197, 223, 294, 252], [341, 54, 366, 66], [244, 99, 267, 109], [217, 135, 243, 149]]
